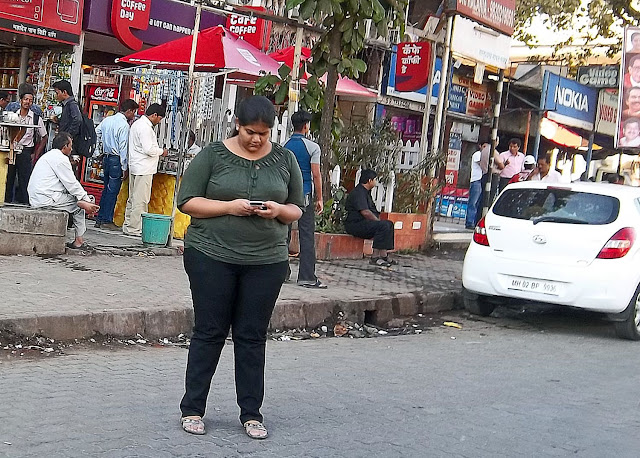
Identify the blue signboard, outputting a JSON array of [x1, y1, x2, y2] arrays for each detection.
[[542, 71, 599, 130], [448, 83, 467, 114], [385, 46, 442, 105]]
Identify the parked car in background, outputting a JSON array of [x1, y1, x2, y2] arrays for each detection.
[[462, 181, 640, 340]]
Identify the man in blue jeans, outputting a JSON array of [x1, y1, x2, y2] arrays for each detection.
[[465, 140, 490, 229], [94, 99, 139, 230], [285, 111, 326, 288]]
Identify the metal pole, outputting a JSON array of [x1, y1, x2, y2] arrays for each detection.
[[287, 16, 304, 133], [532, 70, 550, 160], [522, 110, 531, 154], [483, 68, 504, 216], [419, 41, 437, 164], [584, 129, 595, 180], [430, 15, 453, 160], [168, 0, 202, 247]]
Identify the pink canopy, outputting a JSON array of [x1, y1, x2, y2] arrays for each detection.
[[268, 46, 378, 101], [116, 26, 282, 80]]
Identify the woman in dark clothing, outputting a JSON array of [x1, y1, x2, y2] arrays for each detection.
[[177, 96, 304, 439]]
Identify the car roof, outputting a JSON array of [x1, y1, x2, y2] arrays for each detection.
[[503, 181, 640, 198]]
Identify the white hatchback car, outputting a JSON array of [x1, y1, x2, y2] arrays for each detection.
[[462, 181, 640, 340]]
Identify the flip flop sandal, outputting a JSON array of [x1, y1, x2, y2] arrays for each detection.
[[243, 420, 268, 439], [181, 416, 206, 435], [66, 242, 89, 250]]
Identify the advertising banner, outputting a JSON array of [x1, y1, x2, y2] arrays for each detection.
[[595, 89, 618, 137], [226, 6, 271, 51], [616, 26, 640, 148], [543, 71, 598, 131], [446, 0, 516, 36], [84, 0, 225, 49], [87, 84, 119, 104], [0, 0, 84, 44], [385, 48, 441, 105], [445, 123, 464, 187], [451, 16, 511, 69], [394, 41, 432, 92]]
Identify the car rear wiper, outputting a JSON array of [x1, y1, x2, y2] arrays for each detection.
[[532, 216, 589, 225]]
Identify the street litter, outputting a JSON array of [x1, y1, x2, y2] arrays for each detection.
[[334, 324, 348, 337], [378, 330, 388, 335], [443, 321, 462, 329]]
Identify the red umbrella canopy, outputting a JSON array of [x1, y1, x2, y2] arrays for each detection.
[[269, 46, 377, 101], [116, 26, 282, 80], [268, 47, 312, 70]]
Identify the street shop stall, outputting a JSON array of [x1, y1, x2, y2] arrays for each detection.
[[112, 26, 283, 239]]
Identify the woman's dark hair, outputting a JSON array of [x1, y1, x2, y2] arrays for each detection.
[[53, 132, 73, 150], [359, 169, 378, 184], [235, 96, 276, 128]]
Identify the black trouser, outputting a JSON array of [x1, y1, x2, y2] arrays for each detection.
[[498, 176, 512, 195], [345, 219, 395, 250], [287, 197, 317, 283], [5, 147, 33, 204], [180, 248, 288, 424]]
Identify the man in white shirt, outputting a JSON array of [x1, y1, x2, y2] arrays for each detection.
[[122, 103, 168, 236], [4, 90, 48, 204], [465, 140, 490, 229], [187, 130, 202, 157], [527, 154, 563, 183], [28, 132, 100, 249]]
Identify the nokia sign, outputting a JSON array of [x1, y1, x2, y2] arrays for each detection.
[[543, 71, 599, 131]]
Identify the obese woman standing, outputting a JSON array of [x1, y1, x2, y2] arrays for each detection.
[[177, 96, 304, 439]]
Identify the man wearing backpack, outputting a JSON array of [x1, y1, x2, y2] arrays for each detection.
[[4, 89, 48, 203], [52, 80, 82, 155]]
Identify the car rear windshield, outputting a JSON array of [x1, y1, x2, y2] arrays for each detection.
[[493, 188, 620, 225]]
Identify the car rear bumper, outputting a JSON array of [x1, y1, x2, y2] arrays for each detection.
[[462, 243, 637, 313]]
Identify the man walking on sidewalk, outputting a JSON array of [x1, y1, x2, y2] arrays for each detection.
[[284, 111, 326, 288], [122, 103, 167, 237], [465, 140, 490, 229], [94, 99, 139, 231]]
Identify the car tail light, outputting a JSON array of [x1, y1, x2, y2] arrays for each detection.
[[473, 217, 489, 246], [597, 227, 635, 259]]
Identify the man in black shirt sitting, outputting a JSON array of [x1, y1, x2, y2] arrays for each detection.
[[344, 169, 396, 267]]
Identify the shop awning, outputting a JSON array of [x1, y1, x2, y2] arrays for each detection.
[[540, 117, 602, 151], [115, 26, 282, 80], [268, 46, 378, 101]]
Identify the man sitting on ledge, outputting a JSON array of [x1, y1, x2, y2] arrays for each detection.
[[27, 132, 100, 249], [344, 169, 396, 267]]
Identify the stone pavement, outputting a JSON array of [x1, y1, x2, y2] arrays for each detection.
[[0, 226, 464, 340], [1, 313, 638, 457]]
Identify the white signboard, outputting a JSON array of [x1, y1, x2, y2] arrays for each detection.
[[451, 16, 512, 69], [595, 89, 619, 137]]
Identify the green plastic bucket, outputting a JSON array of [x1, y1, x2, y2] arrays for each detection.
[[141, 213, 172, 246]]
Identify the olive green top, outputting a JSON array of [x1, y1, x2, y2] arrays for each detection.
[[177, 141, 304, 265]]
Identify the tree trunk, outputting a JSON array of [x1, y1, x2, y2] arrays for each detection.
[[318, 28, 342, 203]]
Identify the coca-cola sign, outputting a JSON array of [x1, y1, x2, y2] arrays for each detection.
[[89, 85, 119, 104]]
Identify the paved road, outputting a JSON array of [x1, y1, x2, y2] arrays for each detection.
[[1, 308, 639, 457]]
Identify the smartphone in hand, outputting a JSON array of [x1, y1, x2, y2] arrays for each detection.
[[249, 200, 267, 210]]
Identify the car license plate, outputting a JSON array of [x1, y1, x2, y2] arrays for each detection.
[[508, 276, 561, 296]]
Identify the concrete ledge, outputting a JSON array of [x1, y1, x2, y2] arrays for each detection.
[[0, 290, 463, 340]]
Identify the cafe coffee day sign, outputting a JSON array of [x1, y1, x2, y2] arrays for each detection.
[[84, 0, 225, 50], [226, 6, 271, 50], [0, 0, 84, 44], [542, 71, 598, 131]]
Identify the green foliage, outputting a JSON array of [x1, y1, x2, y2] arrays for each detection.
[[334, 119, 402, 185], [315, 186, 347, 233], [515, 0, 637, 62], [392, 147, 445, 213]]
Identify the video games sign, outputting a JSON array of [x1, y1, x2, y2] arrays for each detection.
[[577, 65, 619, 88], [0, 0, 84, 44]]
